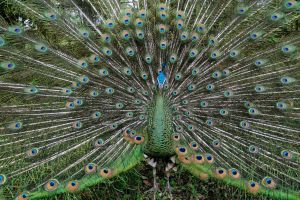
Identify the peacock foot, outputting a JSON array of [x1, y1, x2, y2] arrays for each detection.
[[145, 157, 161, 199], [163, 160, 177, 200]]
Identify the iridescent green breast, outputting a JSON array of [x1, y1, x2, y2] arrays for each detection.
[[143, 94, 175, 157]]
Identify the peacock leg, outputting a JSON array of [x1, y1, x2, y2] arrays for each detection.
[[145, 158, 160, 197], [164, 158, 177, 200]]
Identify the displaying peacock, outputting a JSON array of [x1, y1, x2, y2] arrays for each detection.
[[0, 0, 299, 199]]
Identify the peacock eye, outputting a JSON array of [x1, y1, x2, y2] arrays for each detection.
[[45, 179, 59, 191], [27, 148, 39, 157], [212, 139, 221, 147], [0, 174, 7, 185], [85, 163, 97, 174], [196, 155, 202, 160], [205, 153, 214, 163]]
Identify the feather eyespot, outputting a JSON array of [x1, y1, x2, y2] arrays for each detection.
[[66, 180, 80, 192], [138, 9, 147, 19], [255, 85, 266, 93], [105, 87, 115, 94], [116, 102, 124, 109], [276, 102, 287, 110], [206, 84, 215, 91], [196, 24, 206, 33], [8, 26, 22, 34], [240, 120, 250, 129], [90, 90, 99, 97], [281, 150, 292, 159], [122, 16, 131, 25], [8, 121, 23, 130], [169, 54, 177, 63], [144, 54, 152, 64], [24, 86, 38, 94], [177, 19, 184, 30], [78, 75, 89, 84], [200, 101, 208, 108], [180, 31, 189, 41], [249, 145, 259, 154], [136, 30, 145, 40], [66, 102, 75, 109], [219, 109, 229, 116], [134, 135, 145, 144], [172, 133, 180, 141], [126, 112, 134, 118], [247, 181, 260, 193], [228, 168, 240, 179], [248, 108, 259, 115], [135, 18, 144, 28], [100, 168, 113, 178], [26, 148, 39, 157], [280, 76, 295, 85], [45, 179, 59, 191], [224, 90, 233, 97], [262, 177, 276, 189], [125, 47, 135, 57], [158, 4, 167, 12], [206, 119, 214, 126], [94, 138, 104, 147], [72, 121, 82, 129], [121, 30, 131, 40], [193, 154, 205, 164], [102, 47, 113, 56], [17, 192, 29, 200], [215, 168, 227, 179], [109, 123, 118, 130], [0, 174, 7, 185], [210, 50, 221, 59], [176, 147, 187, 156], [74, 99, 83, 106], [212, 71, 222, 79], [160, 13, 167, 19], [85, 163, 97, 174], [222, 69, 230, 77], [0, 36, 5, 47], [189, 141, 199, 150], [205, 153, 214, 164], [106, 20, 115, 29], [212, 139, 221, 148], [0, 61, 16, 70], [186, 124, 194, 130]]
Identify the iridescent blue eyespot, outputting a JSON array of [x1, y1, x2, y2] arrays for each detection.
[[212, 71, 222, 79], [8, 26, 23, 34], [78, 75, 89, 84], [276, 101, 287, 110], [255, 85, 266, 93], [0, 36, 5, 47], [105, 87, 114, 95], [206, 84, 215, 91], [248, 108, 259, 115], [220, 109, 228, 116], [206, 119, 214, 126], [249, 145, 259, 154]]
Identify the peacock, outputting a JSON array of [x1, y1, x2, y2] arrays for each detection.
[[0, 0, 299, 199]]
